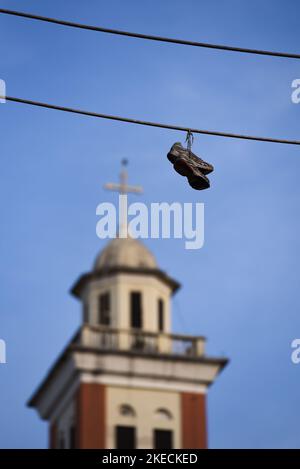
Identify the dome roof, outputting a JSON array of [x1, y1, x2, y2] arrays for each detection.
[[94, 237, 157, 271]]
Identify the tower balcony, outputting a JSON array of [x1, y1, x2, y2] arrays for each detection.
[[77, 324, 206, 359]]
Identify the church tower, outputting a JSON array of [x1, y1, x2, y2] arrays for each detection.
[[28, 167, 227, 449]]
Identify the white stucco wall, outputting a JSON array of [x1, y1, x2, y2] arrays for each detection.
[[84, 273, 172, 333], [106, 385, 181, 449]]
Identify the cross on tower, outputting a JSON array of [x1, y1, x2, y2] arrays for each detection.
[[104, 159, 143, 237], [104, 159, 143, 195]]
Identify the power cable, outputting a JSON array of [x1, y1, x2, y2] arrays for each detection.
[[2, 95, 300, 146], [0, 8, 299, 60]]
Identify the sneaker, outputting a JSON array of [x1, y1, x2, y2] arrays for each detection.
[[167, 142, 214, 175], [173, 153, 197, 177], [176, 156, 210, 191], [188, 169, 210, 190]]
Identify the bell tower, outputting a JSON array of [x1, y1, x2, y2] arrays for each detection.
[[28, 167, 227, 449]]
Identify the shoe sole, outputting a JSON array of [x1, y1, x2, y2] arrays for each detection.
[[174, 160, 211, 190], [188, 169, 210, 190], [188, 175, 210, 190]]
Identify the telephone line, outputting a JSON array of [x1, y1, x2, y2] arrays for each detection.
[[0, 8, 300, 60], [1, 95, 300, 145]]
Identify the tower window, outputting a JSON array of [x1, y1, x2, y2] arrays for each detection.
[[130, 292, 142, 329], [158, 299, 164, 332], [154, 429, 173, 449], [58, 431, 65, 449], [83, 302, 89, 323], [98, 292, 111, 326], [115, 425, 136, 449], [69, 424, 76, 449]]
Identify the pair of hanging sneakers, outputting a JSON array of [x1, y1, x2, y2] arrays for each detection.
[[167, 142, 214, 190]]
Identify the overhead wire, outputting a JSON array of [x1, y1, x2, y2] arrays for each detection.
[[0, 8, 300, 60], [1, 95, 300, 146]]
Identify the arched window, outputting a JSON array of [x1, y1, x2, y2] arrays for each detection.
[[155, 408, 173, 420], [119, 404, 136, 417]]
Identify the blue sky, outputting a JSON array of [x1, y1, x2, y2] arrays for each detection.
[[0, 0, 300, 448]]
